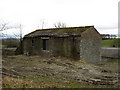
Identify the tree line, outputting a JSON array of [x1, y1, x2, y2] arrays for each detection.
[[101, 34, 117, 40]]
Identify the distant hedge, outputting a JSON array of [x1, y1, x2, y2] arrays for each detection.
[[2, 49, 15, 56], [2, 38, 20, 48]]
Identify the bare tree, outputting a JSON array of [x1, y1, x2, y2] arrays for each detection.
[[14, 24, 24, 54], [54, 22, 66, 28], [0, 22, 10, 38], [0, 21, 17, 31], [0, 21, 23, 48], [42, 20, 44, 29], [0, 20, 20, 38], [13, 24, 23, 40], [37, 20, 45, 29], [0, 23, 7, 31]]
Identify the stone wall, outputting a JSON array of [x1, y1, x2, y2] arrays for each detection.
[[80, 39, 101, 63], [80, 27, 102, 63], [52, 36, 80, 59], [23, 37, 52, 56], [23, 36, 80, 59]]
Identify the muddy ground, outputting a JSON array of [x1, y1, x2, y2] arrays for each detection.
[[2, 55, 120, 88]]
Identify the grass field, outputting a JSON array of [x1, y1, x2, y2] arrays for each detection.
[[102, 38, 120, 48]]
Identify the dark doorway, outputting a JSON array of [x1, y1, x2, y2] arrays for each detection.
[[32, 39, 34, 46], [42, 39, 48, 50]]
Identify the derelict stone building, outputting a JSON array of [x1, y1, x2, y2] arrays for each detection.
[[19, 26, 101, 63]]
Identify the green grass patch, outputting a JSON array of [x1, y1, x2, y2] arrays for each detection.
[[3, 76, 107, 88], [102, 38, 120, 48]]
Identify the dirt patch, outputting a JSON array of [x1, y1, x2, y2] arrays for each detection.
[[2, 55, 119, 88]]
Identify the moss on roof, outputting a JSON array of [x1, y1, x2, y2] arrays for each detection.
[[25, 26, 94, 37]]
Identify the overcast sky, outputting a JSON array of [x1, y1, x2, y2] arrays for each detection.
[[0, 0, 119, 36]]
